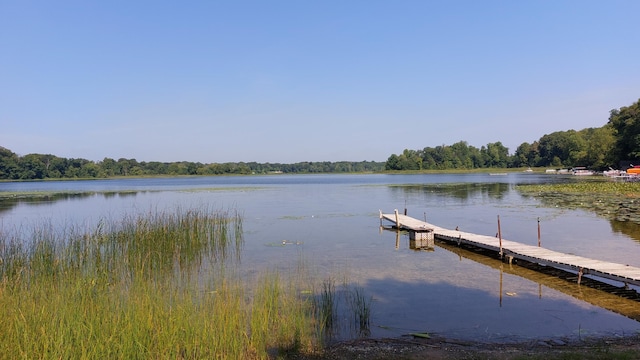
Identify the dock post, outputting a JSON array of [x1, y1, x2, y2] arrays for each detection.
[[578, 267, 583, 285], [394, 209, 400, 228], [497, 215, 503, 258], [499, 265, 503, 307], [537, 217, 541, 247], [379, 210, 383, 226]]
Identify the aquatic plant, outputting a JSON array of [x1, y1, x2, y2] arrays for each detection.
[[517, 181, 640, 224], [347, 285, 372, 336], [316, 278, 337, 334], [0, 207, 326, 359]]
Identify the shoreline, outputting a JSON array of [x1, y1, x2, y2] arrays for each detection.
[[297, 334, 640, 359]]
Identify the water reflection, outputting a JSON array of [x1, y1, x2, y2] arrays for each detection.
[[0, 192, 96, 215], [388, 183, 512, 201], [609, 220, 640, 244], [3, 174, 640, 342], [515, 187, 640, 243], [0, 191, 144, 215], [383, 227, 640, 325], [360, 275, 632, 342]]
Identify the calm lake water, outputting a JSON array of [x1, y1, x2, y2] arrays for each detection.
[[2, 173, 640, 343]]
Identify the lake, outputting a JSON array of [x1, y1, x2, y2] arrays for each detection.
[[2, 173, 640, 343]]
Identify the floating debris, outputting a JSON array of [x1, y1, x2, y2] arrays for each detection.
[[264, 240, 304, 247], [409, 332, 431, 339]]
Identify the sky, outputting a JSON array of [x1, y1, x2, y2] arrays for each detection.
[[1, 1, 639, 164]]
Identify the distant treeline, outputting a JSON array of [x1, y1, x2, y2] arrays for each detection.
[[386, 98, 640, 171], [0, 148, 384, 180], [3, 98, 639, 180]]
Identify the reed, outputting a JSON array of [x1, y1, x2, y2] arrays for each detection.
[[307, 274, 377, 343], [0, 207, 325, 359], [347, 285, 372, 335], [249, 271, 318, 358], [316, 278, 337, 335]]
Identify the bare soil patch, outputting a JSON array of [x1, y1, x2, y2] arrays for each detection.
[[291, 335, 640, 359]]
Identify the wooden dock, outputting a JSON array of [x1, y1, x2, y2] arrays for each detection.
[[380, 210, 640, 288]]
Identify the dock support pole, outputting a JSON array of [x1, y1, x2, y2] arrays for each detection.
[[537, 217, 541, 247], [578, 267, 583, 285], [394, 209, 400, 229], [499, 265, 503, 307], [497, 215, 503, 258]]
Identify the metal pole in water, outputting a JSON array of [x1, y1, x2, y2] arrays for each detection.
[[537, 217, 541, 247], [497, 215, 503, 258], [499, 264, 503, 307], [394, 209, 400, 229]]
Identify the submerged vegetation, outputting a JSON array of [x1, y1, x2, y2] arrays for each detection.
[[516, 180, 640, 224], [0, 207, 373, 358]]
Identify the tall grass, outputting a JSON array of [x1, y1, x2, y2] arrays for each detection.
[[347, 285, 372, 336], [317, 279, 337, 335], [0, 207, 331, 359], [312, 278, 373, 343]]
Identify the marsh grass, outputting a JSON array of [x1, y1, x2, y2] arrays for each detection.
[[0, 207, 332, 359], [312, 278, 374, 343], [516, 181, 640, 224], [317, 279, 337, 333], [347, 286, 372, 336]]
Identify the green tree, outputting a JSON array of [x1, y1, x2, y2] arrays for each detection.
[[400, 149, 422, 170], [482, 142, 509, 167], [449, 141, 475, 168], [583, 126, 616, 169], [512, 142, 542, 168], [99, 158, 118, 177], [608, 99, 640, 161], [0, 147, 20, 179], [538, 131, 572, 167], [385, 154, 401, 170], [513, 142, 531, 167], [79, 162, 101, 178], [18, 154, 46, 179], [385, 150, 422, 170], [116, 158, 138, 176]]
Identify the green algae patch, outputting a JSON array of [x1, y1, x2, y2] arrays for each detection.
[[516, 181, 640, 224]]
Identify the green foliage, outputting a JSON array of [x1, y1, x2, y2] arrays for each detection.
[[0, 147, 386, 180], [386, 141, 511, 171], [4, 98, 638, 177], [609, 99, 640, 161], [516, 180, 640, 224], [386, 99, 637, 171]]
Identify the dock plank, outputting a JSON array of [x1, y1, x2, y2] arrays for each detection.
[[381, 212, 640, 287]]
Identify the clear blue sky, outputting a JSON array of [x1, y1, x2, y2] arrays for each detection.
[[1, 1, 639, 163]]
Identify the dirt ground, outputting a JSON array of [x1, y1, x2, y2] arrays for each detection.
[[292, 335, 640, 359]]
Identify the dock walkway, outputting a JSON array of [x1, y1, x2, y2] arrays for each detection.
[[380, 211, 640, 288]]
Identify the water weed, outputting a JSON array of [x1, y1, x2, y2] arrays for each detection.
[[0, 207, 330, 359], [347, 285, 372, 336], [517, 181, 640, 224]]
